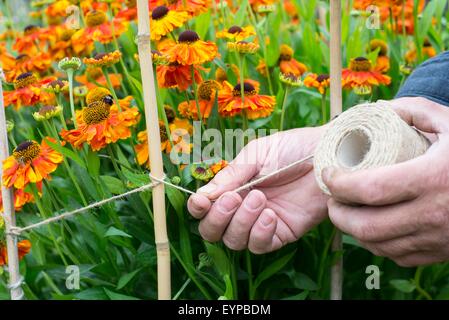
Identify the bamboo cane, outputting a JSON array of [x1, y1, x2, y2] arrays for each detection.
[[330, 0, 343, 300], [0, 68, 24, 300], [136, 0, 171, 299]]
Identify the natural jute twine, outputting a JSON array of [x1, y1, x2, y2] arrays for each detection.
[[314, 101, 431, 195]]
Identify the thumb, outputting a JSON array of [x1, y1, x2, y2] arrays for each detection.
[[197, 142, 261, 200], [391, 98, 449, 134]]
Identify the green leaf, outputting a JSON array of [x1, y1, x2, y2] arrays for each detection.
[[166, 186, 185, 215], [75, 287, 109, 300], [254, 250, 296, 289], [418, 0, 438, 43], [104, 288, 140, 300], [205, 243, 231, 276], [105, 226, 133, 238], [100, 175, 126, 194], [195, 12, 211, 40], [282, 290, 309, 300], [390, 279, 416, 293], [117, 268, 142, 290], [44, 138, 86, 169], [234, 0, 249, 25], [294, 273, 319, 291], [86, 149, 100, 177]]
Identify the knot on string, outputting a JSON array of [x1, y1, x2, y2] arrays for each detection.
[[7, 276, 24, 290], [6, 227, 22, 237]]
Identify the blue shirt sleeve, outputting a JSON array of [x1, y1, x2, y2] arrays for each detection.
[[396, 51, 449, 107]]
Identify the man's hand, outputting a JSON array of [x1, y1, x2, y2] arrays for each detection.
[[187, 127, 328, 254], [324, 97, 449, 267]]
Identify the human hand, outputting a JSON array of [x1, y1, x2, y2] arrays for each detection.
[[187, 127, 328, 254], [324, 97, 449, 267]]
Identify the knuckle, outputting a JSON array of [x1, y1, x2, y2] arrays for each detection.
[[393, 257, 415, 268], [223, 236, 245, 251], [198, 223, 219, 243], [354, 223, 377, 242]]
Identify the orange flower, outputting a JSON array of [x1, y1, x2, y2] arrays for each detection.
[[48, 26, 79, 60], [0, 187, 37, 213], [218, 80, 276, 119], [279, 44, 307, 77], [71, 10, 128, 54], [0, 240, 32, 266], [342, 57, 391, 95], [405, 41, 437, 64], [0, 43, 16, 71], [369, 39, 390, 73], [304, 74, 330, 95], [216, 25, 256, 41], [178, 80, 221, 120], [151, 0, 210, 17], [2, 138, 63, 190], [136, 117, 193, 167], [150, 6, 189, 41], [3, 73, 55, 110], [156, 63, 203, 91], [210, 159, 228, 175], [165, 30, 218, 66], [13, 25, 55, 55], [116, 0, 138, 21], [76, 67, 122, 90], [3, 53, 52, 83], [256, 59, 268, 77], [60, 92, 139, 151]]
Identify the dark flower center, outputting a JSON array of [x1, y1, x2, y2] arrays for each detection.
[[14, 72, 37, 89], [198, 80, 220, 101], [233, 82, 256, 96], [152, 6, 169, 20], [316, 74, 330, 83], [94, 52, 108, 60], [13, 141, 41, 164], [24, 25, 39, 35], [49, 80, 66, 89], [350, 57, 371, 72], [164, 106, 176, 123], [39, 105, 57, 115], [178, 30, 200, 43], [82, 101, 111, 125], [228, 25, 243, 34], [15, 54, 29, 62], [86, 10, 107, 27]]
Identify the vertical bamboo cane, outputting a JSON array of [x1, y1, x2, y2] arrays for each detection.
[[136, 0, 171, 299], [0, 68, 24, 300], [330, 0, 343, 300]]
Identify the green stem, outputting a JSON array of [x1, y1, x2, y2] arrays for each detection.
[[107, 145, 127, 184], [279, 85, 290, 131], [191, 66, 205, 132], [317, 227, 337, 291], [48, 119, 88, 205], [67, 69, 77, 128], [246, 251, 254, 300], [414, 266, 432, 300], [31, 185, 69, 266], [321, 91, 327, 125]]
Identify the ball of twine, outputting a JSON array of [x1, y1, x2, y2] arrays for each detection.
[[314, 101, 430, 195]]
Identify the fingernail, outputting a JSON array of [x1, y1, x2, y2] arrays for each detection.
[[197, 183, 217, 195], [218, 194, 240, 213], [245, 191, 264, 210], [322, 167, 335, 183], [260, 214, 273, 227]]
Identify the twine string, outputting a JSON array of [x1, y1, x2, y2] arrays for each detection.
[[8, 154, 315, 236]]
